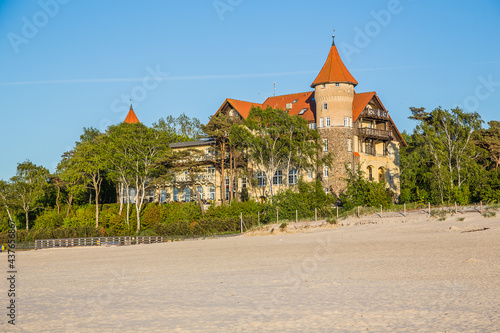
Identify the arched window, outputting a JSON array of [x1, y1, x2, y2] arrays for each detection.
[[378, 168, 385, 182], [367, 166, 373, 181]]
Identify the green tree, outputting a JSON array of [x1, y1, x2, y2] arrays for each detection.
[[406, 107, 482, 204], [340, 164, 392, 210], [68, 127, 107, 227], [231, 106, 321, 201], [10, 160, 49, 230], [125, 124, 170, 232], [0, 180, 15, 222]]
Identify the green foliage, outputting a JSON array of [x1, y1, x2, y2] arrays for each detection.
[[340, 165, 392, 210]]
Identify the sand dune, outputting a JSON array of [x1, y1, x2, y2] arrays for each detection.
[[2, 211, 499, 332]]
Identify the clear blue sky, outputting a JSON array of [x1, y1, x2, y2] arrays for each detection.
[[1, 0, 500, 180]]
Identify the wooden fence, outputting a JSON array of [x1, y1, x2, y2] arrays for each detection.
[[35, 236, 164, 250]]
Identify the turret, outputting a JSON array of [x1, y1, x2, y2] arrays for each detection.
[[311, 33, 357, 129]]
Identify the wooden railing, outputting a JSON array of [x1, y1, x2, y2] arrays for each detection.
[[35, 236, 164, 250], [360, 108, 389, 119], [358, 127, 393, 140]]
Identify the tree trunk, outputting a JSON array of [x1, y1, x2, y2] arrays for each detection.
[[95, 189, 100, 228], [25, 210, 29, 230], [55, 186, 60, 214], [220, 141, 226, 205], [118, 182, 123, 215], [66, 194, 73, 217], [229, 147, 233, 203], [125, 185, 130, 227]]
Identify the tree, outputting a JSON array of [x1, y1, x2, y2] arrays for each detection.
[[153, 113, 204, 142], [479, 120, 500, 170], [0, 180, 15, 222], [69, 127, 107, 227], [125, 124, 170, 232], [231, 106, 321, 201], [202, 113, 234, 205], [340, 164, 392, 210], [155, 149, 208, 214], [406, 107, 482, 204], [10, 160, 49, 230]]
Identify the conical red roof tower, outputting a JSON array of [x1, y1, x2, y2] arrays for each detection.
[[124, 104, 140, 123], [311, 35, 358, 87]]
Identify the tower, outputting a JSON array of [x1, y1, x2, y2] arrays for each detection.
[[311, 32, 358, 194]]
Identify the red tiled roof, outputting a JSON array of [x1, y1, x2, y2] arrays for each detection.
[[124, 104, 140, 124], [311, 43, 358, 87], [263, 91, 316, 122], [226, 99, 262, 119], [353, 92, 376, 122]]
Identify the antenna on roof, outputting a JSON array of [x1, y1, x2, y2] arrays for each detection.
[[273, 82, 276, 96], [332, 29, 336, 46]]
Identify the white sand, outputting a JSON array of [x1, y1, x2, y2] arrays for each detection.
[[2, 211, 500, 332]]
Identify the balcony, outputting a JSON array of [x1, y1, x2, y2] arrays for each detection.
[[173, 174, 216, 183], [358, 127, 393, 141], [359, 108, 389, 120]]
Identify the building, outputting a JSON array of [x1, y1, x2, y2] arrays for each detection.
[[128, 33, 407, 204]]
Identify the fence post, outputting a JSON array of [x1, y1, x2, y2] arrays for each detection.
[[357, 206, 360, 218], [240, 213, 243, 234], [428, 202, 431, 217], [404, 203, 406, 217], [480, 201, 483, 215], [258, 211, 260, 226], [380, 205, 383, 218], [296, 210, 298, 223], [455, 201, 457, 214], [315, 208, 317, 222], [276, 208, 278, 224]]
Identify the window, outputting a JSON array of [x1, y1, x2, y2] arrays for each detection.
[[257, 171, 267, 187], [225, 177, 230, 200], [323, 139, 328, 152], [209, 186, 216, 200], [344, 117, 349, 127], [365, 139, 374, 155], [173, 188, 179, 202], [197, 186, 204, 200], [335, 83, 340, 87], [378, 168, 385, 182], [273, 170, 283, 185], [206, 166, 215, 174], [241, 177, 247, 188], [308, 168, 314, 179], [299, 108, 307, 115], [323, 166, 329, 177], [323, 102, 328, 110], [289, 169, 298, 185], [309, 123, 317, 129], [183, 187, 191, 202], [321, 84, 325, 88], [326, 117, 331, 127], [324, 188, 329, 194], [293, 99, 298, 103], [347, 138, 352, 152], [160, 189, 167, 203], [320, 118, 324, 128], [367, 166, 373, 181]]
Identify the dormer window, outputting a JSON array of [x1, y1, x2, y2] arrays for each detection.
[[299, 108, 307, 115], [293, 99, 298, 103]]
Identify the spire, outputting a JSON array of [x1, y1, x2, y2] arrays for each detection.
[[124, 104, 140, 123], [311, 33, 358, 88]]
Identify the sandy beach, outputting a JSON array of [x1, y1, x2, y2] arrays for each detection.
[[2, 211, 499, 332]]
